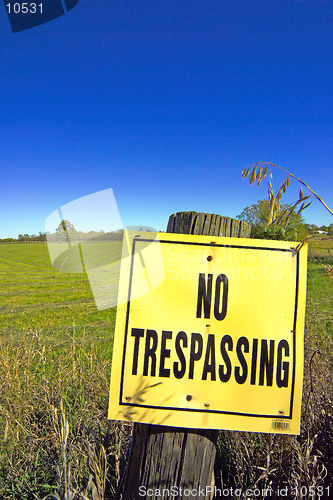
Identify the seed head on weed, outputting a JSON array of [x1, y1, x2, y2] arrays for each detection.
[[242, 162, 333, 255]]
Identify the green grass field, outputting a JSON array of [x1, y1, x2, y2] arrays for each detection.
[[0, 241, 333, 499], [0, 242, 117, 356], [0, 243, 120, 499], [307, 234, 333, 260]]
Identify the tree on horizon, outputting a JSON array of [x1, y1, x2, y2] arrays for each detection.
[[55, 220, 77, 243]]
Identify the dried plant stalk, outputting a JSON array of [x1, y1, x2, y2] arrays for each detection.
[[242, 162, 333, 255]]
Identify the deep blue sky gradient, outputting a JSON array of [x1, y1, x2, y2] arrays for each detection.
[[1, 0, 332, 238]]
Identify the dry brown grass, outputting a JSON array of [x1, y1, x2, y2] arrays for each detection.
[[0, 327, 132, 499], [1, 261, 333, 499], [212, 261, 333, 499]]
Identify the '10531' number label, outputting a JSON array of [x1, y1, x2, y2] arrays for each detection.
[[6, 3, 42, 14]]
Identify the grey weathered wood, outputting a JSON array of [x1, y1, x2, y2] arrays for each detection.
[[166, 212, 251, 238], [123, 424, 217, 499], [121, 212, 251, 499]]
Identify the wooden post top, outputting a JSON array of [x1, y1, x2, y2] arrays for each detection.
[[167, 211, 251, 238]]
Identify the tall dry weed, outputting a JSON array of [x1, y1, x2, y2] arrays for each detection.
[[0, 327, 132, 499]]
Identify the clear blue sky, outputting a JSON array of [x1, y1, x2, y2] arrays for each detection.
[[1, 0, 332, 239]]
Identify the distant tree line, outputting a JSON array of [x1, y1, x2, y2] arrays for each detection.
[[304, 223, 333, 235], [42, 221, 124, 243], [0, 225, 125, 244], [0, 232, 48, 243], [1, 212, 332, 243]]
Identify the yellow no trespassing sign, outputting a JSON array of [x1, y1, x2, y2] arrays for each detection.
[[108, 231, 307, 435]]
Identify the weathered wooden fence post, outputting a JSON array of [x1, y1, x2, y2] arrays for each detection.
[[121, 212, 251, 500]]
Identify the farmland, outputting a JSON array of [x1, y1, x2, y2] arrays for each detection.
[[0, 242, 118, 498], [0, 240, 333, 499], [307, 234, 333, 260], [0, 241, 117, 333]]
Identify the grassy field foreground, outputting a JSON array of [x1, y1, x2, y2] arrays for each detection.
[[0, 242, 333, 499], [0, 242, 122, 499]]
